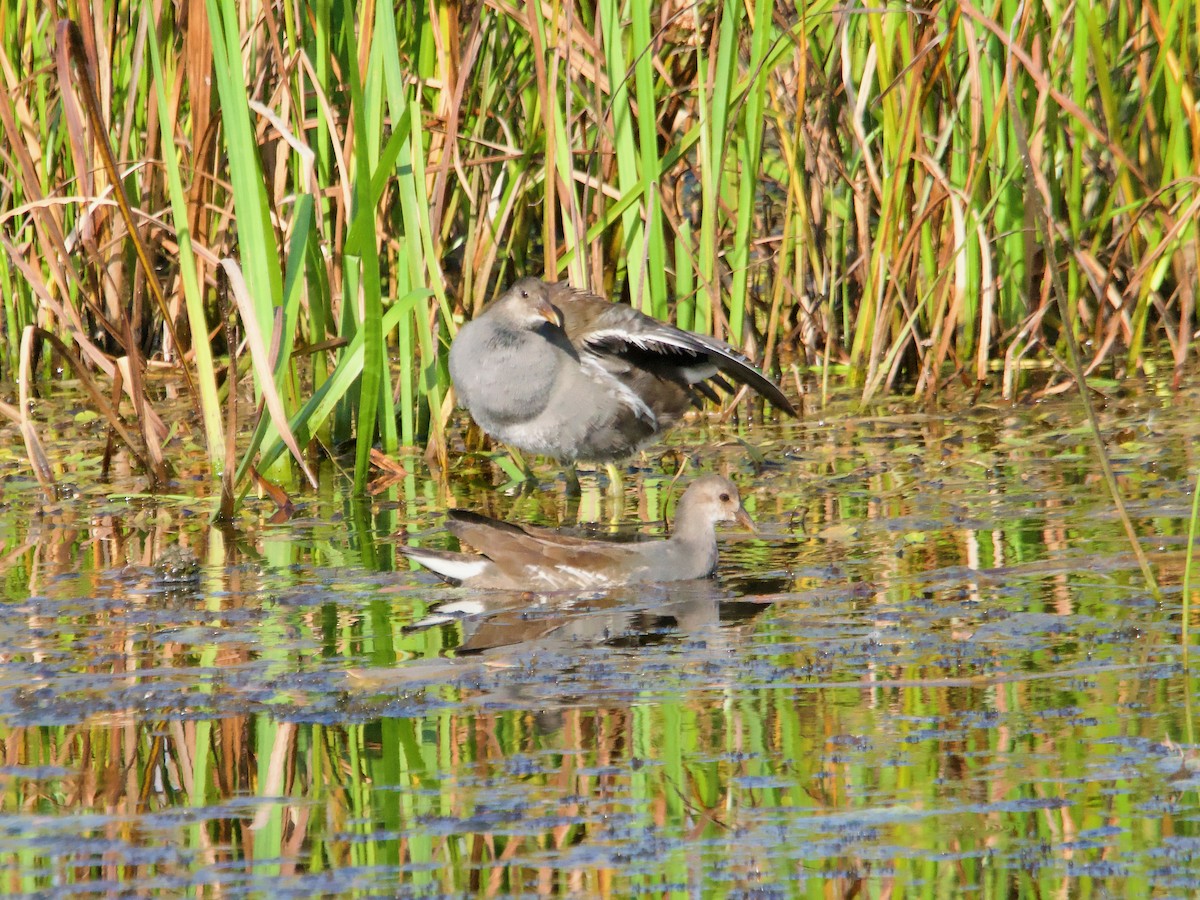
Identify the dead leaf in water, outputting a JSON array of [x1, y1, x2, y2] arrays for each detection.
[[817, 524, 860, 542]]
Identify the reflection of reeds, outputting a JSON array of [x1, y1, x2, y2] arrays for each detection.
[[1, 651, 1189, 895], [0, 420, 1193, 891], [1, 3, 1195, 500]]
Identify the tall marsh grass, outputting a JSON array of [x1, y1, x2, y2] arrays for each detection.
[[0, 0, 1197, 498]]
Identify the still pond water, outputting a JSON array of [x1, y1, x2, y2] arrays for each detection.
[[1, 380, 1198, 897]]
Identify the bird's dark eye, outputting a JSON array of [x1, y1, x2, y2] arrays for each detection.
[[719, 493, 730, 502], [520, 289, 529, 298]]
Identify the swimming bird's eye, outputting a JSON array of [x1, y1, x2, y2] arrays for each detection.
[[719, 493, 730, 502], [520, 289, 529, 298]]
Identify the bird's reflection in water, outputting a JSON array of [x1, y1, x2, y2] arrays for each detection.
[[350, 580, 771, 724], [414, 577, 765, 655]]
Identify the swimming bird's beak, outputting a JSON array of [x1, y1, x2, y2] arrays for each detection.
[[537, 298, 564, 329], [735, 507, 758, 535]]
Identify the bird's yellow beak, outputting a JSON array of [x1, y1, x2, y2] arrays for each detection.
[[735, 507, 758, 535], [536, 298, 564, 329]]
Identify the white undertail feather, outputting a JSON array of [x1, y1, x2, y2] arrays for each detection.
[[409, 598, 488, 629], [404, 550, 490, 583]]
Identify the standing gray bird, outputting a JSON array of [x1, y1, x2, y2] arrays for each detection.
[[448, 278, 796, 464]]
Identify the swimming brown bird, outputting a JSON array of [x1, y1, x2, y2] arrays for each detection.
[[399, 475, 755, 591], [449, 278, 795, 464]]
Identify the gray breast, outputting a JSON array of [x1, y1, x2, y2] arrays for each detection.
[[450, 317, 562, 429]]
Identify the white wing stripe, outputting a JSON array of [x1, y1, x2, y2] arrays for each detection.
[[580, 356, 657, 424]]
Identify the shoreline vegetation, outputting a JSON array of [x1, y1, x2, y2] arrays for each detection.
[[0, 1, 1196, 502]]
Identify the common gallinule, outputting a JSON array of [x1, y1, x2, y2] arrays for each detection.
[[399, 474, 754, 591], [449, 278, 796, 465]]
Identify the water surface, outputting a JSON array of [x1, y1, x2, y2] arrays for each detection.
[[1, 383, 1198, 897]]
